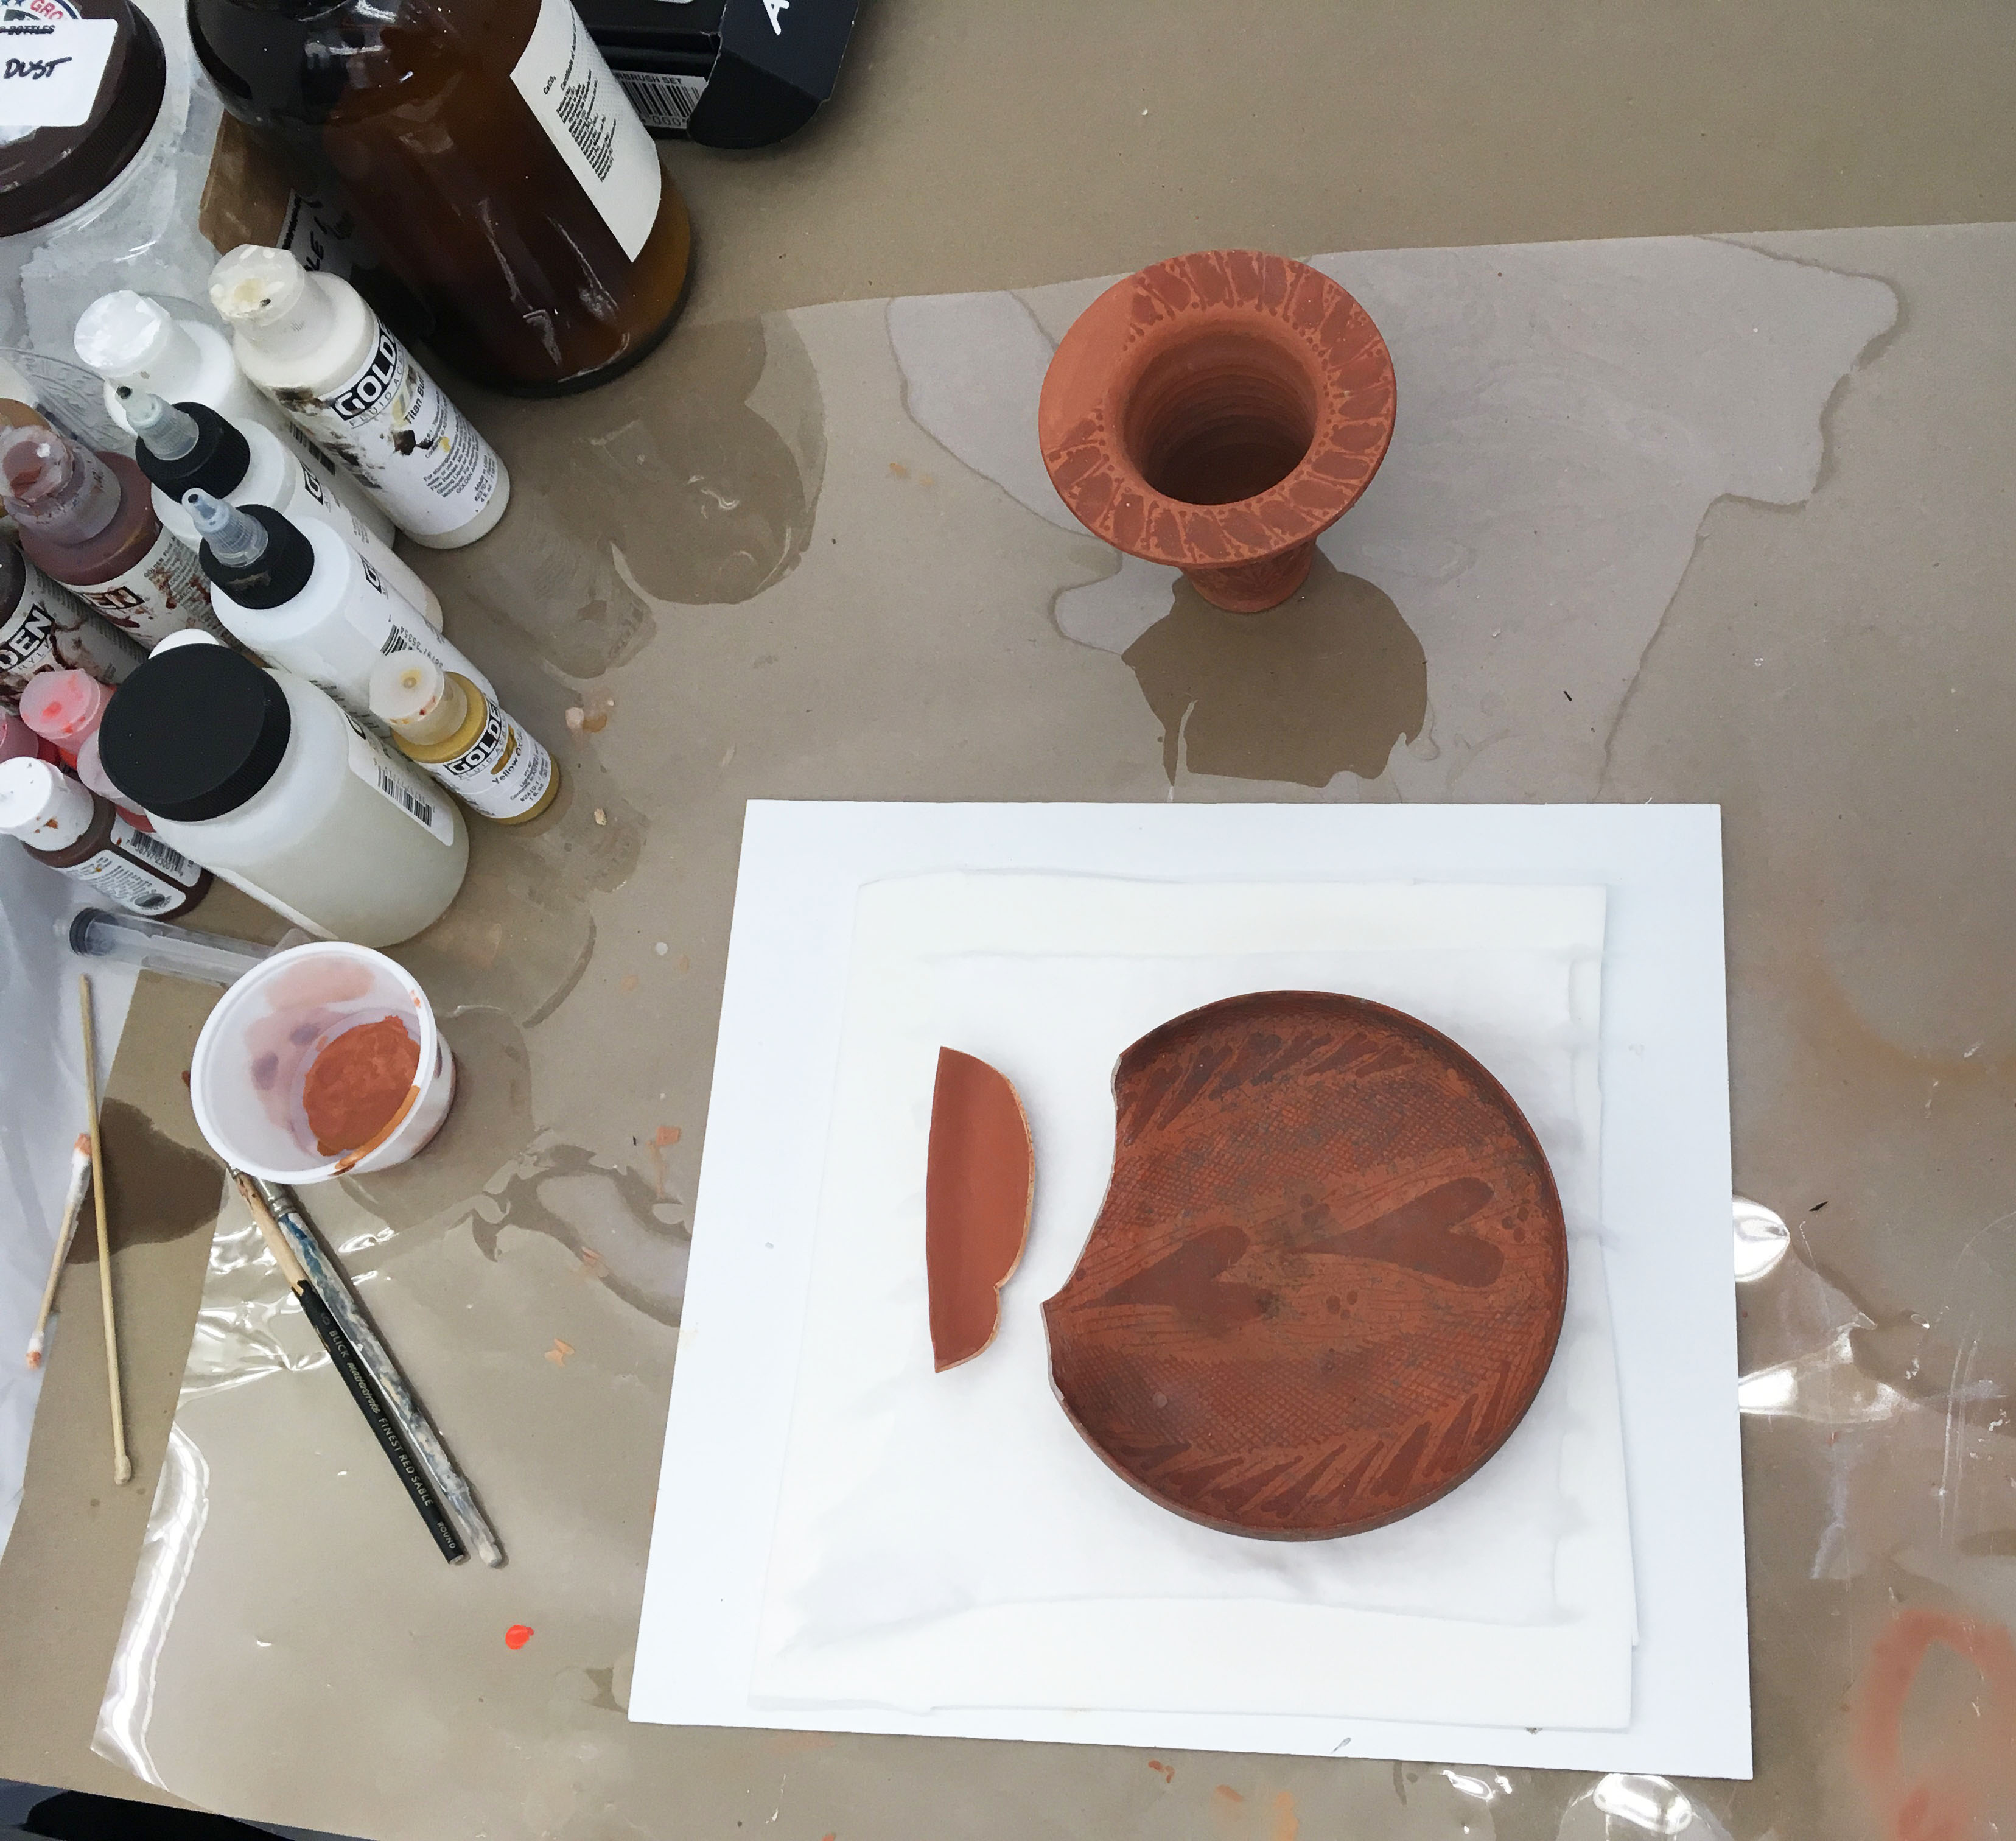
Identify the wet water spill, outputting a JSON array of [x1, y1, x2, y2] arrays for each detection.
[[432, 317, 827, 678], [68, 1099, 225, 1261], [466, 1141, 690, 1328], [341, 1007, 534, 1230], [1124, 553, 1427, 787], [392, 766, 647, 1028]]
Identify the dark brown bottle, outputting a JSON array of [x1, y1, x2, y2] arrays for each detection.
[[187, 0, 694, 395], [0, 756, 211, 917]]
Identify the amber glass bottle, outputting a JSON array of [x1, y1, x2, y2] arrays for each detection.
[[188, 0, 694, 394]]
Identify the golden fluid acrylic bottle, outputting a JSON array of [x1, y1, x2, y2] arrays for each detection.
[[187, 0, 694, 394]]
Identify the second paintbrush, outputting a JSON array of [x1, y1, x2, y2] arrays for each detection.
[[231, 1171, 466, 1564]]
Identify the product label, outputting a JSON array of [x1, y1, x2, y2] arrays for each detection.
[[351, 559, 493, 698], [75, 528, 225, 647], [615, 69, 705, 135], [297, 471, 429, 621], [275, 189, 359, 282], [510, 0, 663, 262], [66, 821, 203, 914], [280, 329, 503, 541], [343, 715, 456, 846], [0, 17, 115, 130], [0, 561, 144, 695], [430, 698, 555, 822], [296, 459, 397, 559], [108, 818, 204, 886]]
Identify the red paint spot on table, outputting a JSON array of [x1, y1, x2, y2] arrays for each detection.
[[1148, 1759, 1175, 1783], [1852, 1607, 2016, 1841], [505, 1624, 533, 1650]]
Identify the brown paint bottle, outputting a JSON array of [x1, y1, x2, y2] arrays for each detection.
[[189, 0, 693, 395], [0, 756, 211, 917], [0, 426, 225, 647]]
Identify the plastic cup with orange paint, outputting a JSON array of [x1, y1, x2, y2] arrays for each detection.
[[189, 940, 455, 1180]]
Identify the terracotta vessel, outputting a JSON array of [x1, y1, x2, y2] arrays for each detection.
[[1038, 250, 1396, 614], [926, 1048, 1035, 1371], [1042, 991, 1566, 1539]]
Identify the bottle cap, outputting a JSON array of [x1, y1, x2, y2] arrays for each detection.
[[369, 653, 468, 748], [74, 290, 180, 381], [0, 427, 122, 543], [189, 495, 314, 608], [0, 756, 94, 849], [20, 668, 113, 745], [0, 0, 167, 239], [99, 645, 292, 822], [135, 399, 251, 500], [209, 246, 338, 363]]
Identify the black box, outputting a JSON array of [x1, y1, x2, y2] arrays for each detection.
[[579, 0, 858, 148]]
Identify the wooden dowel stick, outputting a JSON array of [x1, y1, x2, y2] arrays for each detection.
[[79, 976, 130, 1486]]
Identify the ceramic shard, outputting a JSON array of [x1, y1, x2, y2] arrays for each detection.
[[1042, 991, 1567, 1538], [926, 1047, 1035, 1372]]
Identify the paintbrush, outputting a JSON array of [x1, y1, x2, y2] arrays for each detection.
[[78, 976, 130, 1485], [232, 1171, 467, 1563], [25, 1134, 92, 1369], [250, 1176, 505, 1568]]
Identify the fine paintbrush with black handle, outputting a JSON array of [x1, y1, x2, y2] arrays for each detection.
[[233, 1170, 467, 1563]]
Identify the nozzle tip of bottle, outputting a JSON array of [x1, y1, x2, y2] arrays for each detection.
[[125, 390, 168, 431], [186, 490, 270, 569], [183, 486, 229, 529]]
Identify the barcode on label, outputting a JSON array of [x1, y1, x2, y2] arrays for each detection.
[[380, 629, 413, 656], [122, 829, 192, 877], [378, 768, 436, 832], [617, 69, 705, 131]]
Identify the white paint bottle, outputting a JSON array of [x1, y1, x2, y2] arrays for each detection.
[[71, 290, 391, 546], [369, 652, 560, 827], [96, 640, 468, 946], [74, 290, 280, 440], [128, 393, 441, 631], [183, 491, 494, 725], [209, 246, 510, 551]]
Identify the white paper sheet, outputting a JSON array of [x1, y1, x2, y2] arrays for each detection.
[[631, 802, 1748, 1778], [0, 852, 138, 1562], [752, 877, 1634, 1729]]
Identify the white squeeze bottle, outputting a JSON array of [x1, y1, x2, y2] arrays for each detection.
[[127, 393, 441, 629], [209, 245, 510, 551], [95, 637, 468, 947], [183, 491, 494, 723], [74, 290, 281, 440], [71, 292, 392, 545]]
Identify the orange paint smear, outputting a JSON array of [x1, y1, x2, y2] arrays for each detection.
[[505, 1624, 533, 1649], [302, 1017, 418, 1157], [1270, 1790, 1299, 1841], [1852, 1607, 2016, 1841], [649, 1124, 681, 1197], [1147, 1759, 1175, 1783]]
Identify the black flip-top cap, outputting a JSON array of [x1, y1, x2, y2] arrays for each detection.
[[135, 401, 251, 501], [198, 502, 314, 609], [99, 645, 291, 822]]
